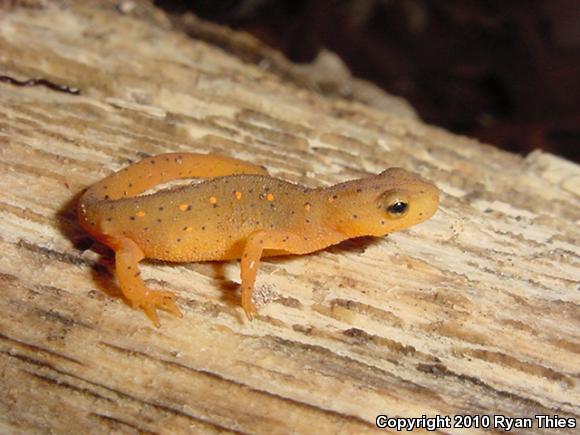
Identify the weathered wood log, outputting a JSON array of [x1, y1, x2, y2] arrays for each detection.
[[0, 2, 578, 434]]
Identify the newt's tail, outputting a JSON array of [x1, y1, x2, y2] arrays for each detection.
[[80, 153, 268, 204]]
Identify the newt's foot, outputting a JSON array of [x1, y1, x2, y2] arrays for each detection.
[[132, 290, 182, 327], [242, 297, 257, 320]]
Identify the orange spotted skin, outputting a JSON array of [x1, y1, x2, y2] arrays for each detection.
[[78, 153, 439, 326]]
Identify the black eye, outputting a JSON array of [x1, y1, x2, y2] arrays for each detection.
[[387, 201, 408, 216]]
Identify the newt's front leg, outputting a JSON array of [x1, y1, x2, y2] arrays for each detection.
[[113, 237, 182, 326], [240, 231, 306, 319]]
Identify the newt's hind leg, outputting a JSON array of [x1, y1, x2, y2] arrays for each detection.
[[113, 237, 182, 327], [240, 231, 307, 319]]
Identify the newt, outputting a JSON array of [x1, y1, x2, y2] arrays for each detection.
[[78, 153, 439, 326]]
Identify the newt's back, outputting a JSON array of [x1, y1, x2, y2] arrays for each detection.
[[88, 175, 319, 262]]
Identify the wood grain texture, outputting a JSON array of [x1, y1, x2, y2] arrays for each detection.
[[0, 2, 579, 434]]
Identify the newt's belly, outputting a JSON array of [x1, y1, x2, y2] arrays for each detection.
[[133, 228, 251, 262], [137, 237, 297, 262]]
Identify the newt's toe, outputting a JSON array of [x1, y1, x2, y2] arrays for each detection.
[[137, 290, 181, 327], [242, 300, 257, 320]]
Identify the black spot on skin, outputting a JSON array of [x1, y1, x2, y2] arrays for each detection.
[[127, 266, 132, 270], [106, 217, 112, 222], [213, 204, 218, 208], [270, 203, 275, 209], [332, 194, 338, 199], [259, 239, 263, 244], [270, 223, 274, 228], [244, 253, 248, 258], [130, 216, 135, 221], [134, 272, 141, 277], [158, 206, 164, 211], [303, 188, 308, 193], [304, 237, 308, 240], [352, 214, 358, 219], [144, 227, 149, 231], [249, 188, 253, 193], [104, 195, 110, 200], [419, 212, 423, 216], [128, 183, 133, 187], [183, 227, 188, 231], [201, 226, 206, 230], [291, 211, 295, 215], [186, 205, 192, 211], [103, 185, 108, 190], [157, 218, 162, 223], [305, 219, 311, 224], [255, 220, 260, 225], [356, 188, 362, 193], [177, 238, 181, 242], [380, 220, 385, 225], [150, 159, 155, 164]]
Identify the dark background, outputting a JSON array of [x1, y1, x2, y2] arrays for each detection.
[[158, 0, 580, 162]]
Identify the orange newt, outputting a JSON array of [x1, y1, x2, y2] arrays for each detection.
[[78, 153, 439, 326]]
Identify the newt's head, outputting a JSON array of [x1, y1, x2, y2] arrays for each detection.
[[327, 168, 439, 237]]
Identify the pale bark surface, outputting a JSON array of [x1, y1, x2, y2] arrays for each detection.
[[0, 1, 578, 434]]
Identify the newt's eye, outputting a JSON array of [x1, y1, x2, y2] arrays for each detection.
[[387, 200, 408, 217], [380, 189, 410, 219]]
